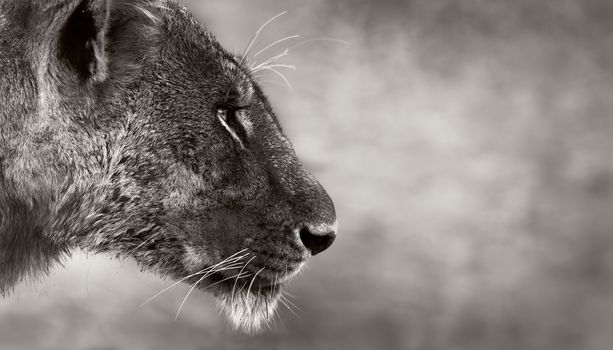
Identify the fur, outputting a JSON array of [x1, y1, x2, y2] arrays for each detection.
[[0, 0, 337, 332]]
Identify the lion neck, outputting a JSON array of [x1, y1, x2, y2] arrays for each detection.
[[0, 178, 65, 294]]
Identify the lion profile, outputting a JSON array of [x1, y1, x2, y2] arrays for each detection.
[[0, 0, 337, 332]]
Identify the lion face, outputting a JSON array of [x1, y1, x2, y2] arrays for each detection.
[[57, 1, 338, 331], [0, 0, 336, 332]]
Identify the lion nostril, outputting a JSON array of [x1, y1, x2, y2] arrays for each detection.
[[299, 226, 336, 256]]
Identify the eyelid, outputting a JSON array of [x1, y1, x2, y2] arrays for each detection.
[[224, 103, 249, 111], [217, 108, 246, 149]]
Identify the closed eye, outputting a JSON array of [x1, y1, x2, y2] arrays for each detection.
[[217, 108, 247, 149]]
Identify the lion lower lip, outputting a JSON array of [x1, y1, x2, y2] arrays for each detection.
[[186, 256, 304, 297], [195, 270, 282, 294], [258, 280, 282, 289], [243, 274, 284, 289]]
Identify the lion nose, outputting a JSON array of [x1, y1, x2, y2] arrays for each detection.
[[298, 221, 338, 256]]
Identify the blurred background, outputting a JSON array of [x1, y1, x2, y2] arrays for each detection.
[[2, 0, 613, 349]]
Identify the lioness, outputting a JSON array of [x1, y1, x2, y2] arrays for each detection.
[[0, 0, 337, 332]]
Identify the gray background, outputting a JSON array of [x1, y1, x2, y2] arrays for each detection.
[[2, 0, 613, 349]]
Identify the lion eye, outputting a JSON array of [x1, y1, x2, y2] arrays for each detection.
[[217, 108, 246, 149]]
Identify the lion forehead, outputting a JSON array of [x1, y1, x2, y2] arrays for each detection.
[[220, 58, 255, 103]]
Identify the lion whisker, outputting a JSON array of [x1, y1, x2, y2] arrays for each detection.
[[260, 64, 296, 70], [280, 294, 303, 319], [253, 34, 300, 58], [140, 268, 211, 307], [281, 294, 303, 314], [140, 248, 249, 307], [204, 271, 252, 291], [264, 294, 273, 331], [174, 264, 252, 320], [274, 270, 300, 320], [256, 67, 292, 90], [288, 37, 350, 51], [250, 48, 289, 72], [247, 267, 265, 298], [282, 291, 297, 299], [272, 297, 285, 331], [141, 265, 239, 308], [175, 268, 211, 320], [231, 255, 256, 304], [240, 11, 288, 63], [211, 252, 251, 270]]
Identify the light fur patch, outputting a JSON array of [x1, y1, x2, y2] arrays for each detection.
[[129, 0, 169, 25], [307, 219, 339, 236], [217, 292, 279, 333], [182, 245, 212, 271], [162, 162, 210, 209]]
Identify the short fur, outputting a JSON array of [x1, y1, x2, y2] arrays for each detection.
[[0, 0, 336, 332]]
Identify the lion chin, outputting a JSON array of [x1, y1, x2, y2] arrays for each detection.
[[216, 291, 280, 333]]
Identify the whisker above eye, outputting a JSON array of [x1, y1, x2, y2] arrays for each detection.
[[240, 11, 288, 63], [255, 67, 292, 90], [260, 64, 296, 70], [288, 37, 350, 51], [253, 35, 300, 58], [250, 48, 289, 72]]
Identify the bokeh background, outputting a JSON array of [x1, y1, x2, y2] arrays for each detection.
[[2, 0, 613, 349]]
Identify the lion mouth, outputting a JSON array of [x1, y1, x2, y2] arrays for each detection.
[[201, 270, 284, 296], [176, 247, 305, 332]]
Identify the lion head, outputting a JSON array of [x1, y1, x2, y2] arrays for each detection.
[[0, 0, 337, 332]]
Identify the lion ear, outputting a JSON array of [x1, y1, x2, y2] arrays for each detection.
[[57, 0, 111, 82]]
